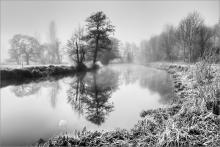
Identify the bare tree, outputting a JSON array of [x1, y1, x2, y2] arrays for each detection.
[[160, 25, 177, 62], [213, 24, 220, 47], [148, 35, 164, 61], [177, 11, 204, 62], [197, 25, 214, 58], [123, 42, 134, 63], [139, 40, 149, 63], [66, 26, 87, 70], [8, 34, 40, 65]]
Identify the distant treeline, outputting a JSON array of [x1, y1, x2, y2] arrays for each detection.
[[121, 11, 220, 63], [141, 11, 220, 63]]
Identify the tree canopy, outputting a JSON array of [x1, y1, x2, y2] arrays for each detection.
[[85, 11, 115, 66]]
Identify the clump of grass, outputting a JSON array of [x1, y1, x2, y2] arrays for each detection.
[[194, 61, 215, 86], [193, 50, 220, 115], [41, 129, 133, 146]]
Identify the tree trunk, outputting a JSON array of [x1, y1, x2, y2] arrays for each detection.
[[76, 42, 80, 64], [183, 43, 186, 62], [189, 47, 191, 63], [26, 54, 29, 65], [93, 37, 99, 65], [188, 42, 192, 63]]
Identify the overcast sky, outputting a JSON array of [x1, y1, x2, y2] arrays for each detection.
[[1, 0, 219, 62]]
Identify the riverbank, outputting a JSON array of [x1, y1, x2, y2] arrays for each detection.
[[142, 62, 220, 146], [0, 64, 97, 88], [35, 62, 220, 146], [0, 65, 76, 88]]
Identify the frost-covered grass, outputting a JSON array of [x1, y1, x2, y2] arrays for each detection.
[[0, 63, 72, 69], [1, 65, 76, 88], [0, 63, 101, 88], [35, 62, 220, 147]]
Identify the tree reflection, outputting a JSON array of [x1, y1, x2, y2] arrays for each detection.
[[139, 73, 173, 104], [67, 73, 86, 115], [120, 66, 173, 104], [11, 80, 61, 107], [67, 68, 119, 125], [123, 69, 137, 85], [49, 81, 61, 108], [11, 83, 41, 97]]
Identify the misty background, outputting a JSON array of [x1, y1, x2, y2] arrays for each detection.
[[1, 0, 219, 63]]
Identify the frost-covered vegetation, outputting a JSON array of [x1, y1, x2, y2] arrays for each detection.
[[35, 62, 220, 146], [0, 65, 75, 88]]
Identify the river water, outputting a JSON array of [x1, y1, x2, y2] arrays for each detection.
[[0, 64, 173, 145]]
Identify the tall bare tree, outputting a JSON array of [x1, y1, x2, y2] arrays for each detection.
[[213, 23, 220, 47], [177, 11, 204, 62], [66, 26, 87, 70], [197, 25, 214, 58], [160, 25, 177, 61]]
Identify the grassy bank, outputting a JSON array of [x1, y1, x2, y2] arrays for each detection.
[[0, 65, 75, 88], [35, 62, 220, 146], [0, 64, 98, 88]]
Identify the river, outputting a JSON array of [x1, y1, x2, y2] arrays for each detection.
[[0, 64, 173, 146]]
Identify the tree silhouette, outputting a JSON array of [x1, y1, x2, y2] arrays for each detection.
[[85, 11, 115, 66], [66, 26, 87, 69]]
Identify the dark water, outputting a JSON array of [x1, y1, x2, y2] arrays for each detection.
[[0, 64, 173, 146]]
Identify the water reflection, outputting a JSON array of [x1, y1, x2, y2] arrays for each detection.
[[139, 72, 173, 104], [11, 83, 41, 97], [2, 64, 174, 146], [49, 81, 61, 108], [67, 68, 119, 125], [11, 80, 61, 108], [112, 65, 173, 104], [67, 74, 86, 115], [10, 65, 172, 125]]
